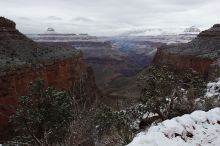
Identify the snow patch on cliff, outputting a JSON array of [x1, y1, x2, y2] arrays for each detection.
[[205, 78, 220, 98]]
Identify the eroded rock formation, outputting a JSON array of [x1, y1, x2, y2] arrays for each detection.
[[0, 17, 99, 140], [153, 24, 220, 76]]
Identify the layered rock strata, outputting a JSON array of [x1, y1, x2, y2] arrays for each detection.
[[153, 24, 220, 76], [0, 17, 99, 140]]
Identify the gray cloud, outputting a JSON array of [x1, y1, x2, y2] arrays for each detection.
[[73, 17, 94, 22], [47, 16, 63, 21], [0, 0, 220, 35], [17, 17, 30, 20]]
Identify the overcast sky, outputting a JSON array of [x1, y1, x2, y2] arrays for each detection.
[[0, 0, 220, 36]]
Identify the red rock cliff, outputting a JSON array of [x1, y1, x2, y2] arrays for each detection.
[[0, 17, 99, 141], [153, 48, 214, 75], [153, 24, 220, 76]]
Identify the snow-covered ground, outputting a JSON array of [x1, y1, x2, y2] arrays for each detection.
[[127, 108, 220, 146]]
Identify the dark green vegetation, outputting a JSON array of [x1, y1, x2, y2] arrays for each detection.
[[7, 79, 75, 146], [95, 104, 150, 145], [6, 78, 98, 146], [139, 65, 207, 119], [5, 78, 98, 146], [5, 66, 211, 146]]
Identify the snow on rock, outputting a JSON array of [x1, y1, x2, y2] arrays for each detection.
[[205, 78, 220, 98], [195, 78, 220, 108], [142, 112, 159, 119], [127, 108, 220, 146]]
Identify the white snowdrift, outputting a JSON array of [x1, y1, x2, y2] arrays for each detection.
[[127, 108, 220, 146]]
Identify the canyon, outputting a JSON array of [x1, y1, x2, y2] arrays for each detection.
[[0, 17, 99, 141], [0, 16, 219, 146], [25, 27, 201, 111], [28, 28, 198, 102], [28, 34, 158, 101]]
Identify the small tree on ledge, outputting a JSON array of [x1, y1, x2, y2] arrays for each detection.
[[139, 65, 206, 120]]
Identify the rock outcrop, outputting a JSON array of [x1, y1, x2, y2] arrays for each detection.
[[153, 24, 220, 76], [0, 17, 16, 29], [0, 17, 99, 141]]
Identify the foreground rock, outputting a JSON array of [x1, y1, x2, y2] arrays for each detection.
[[127, 107, 220, 146], [0, 17, 99, 141]]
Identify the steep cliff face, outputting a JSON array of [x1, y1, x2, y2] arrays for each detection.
[[153, 48, 214, 75], [0, 17, 99, 140], [153, 24, 220, 76]]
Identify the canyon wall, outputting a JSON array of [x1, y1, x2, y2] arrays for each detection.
[[153, 48, 214, 75], [0, 55, 99, 140], [0, 17, 99, 141], [153, 24, 220, 76]]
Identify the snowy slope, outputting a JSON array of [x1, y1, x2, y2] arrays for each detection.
[[127, 108, 220, 146]]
